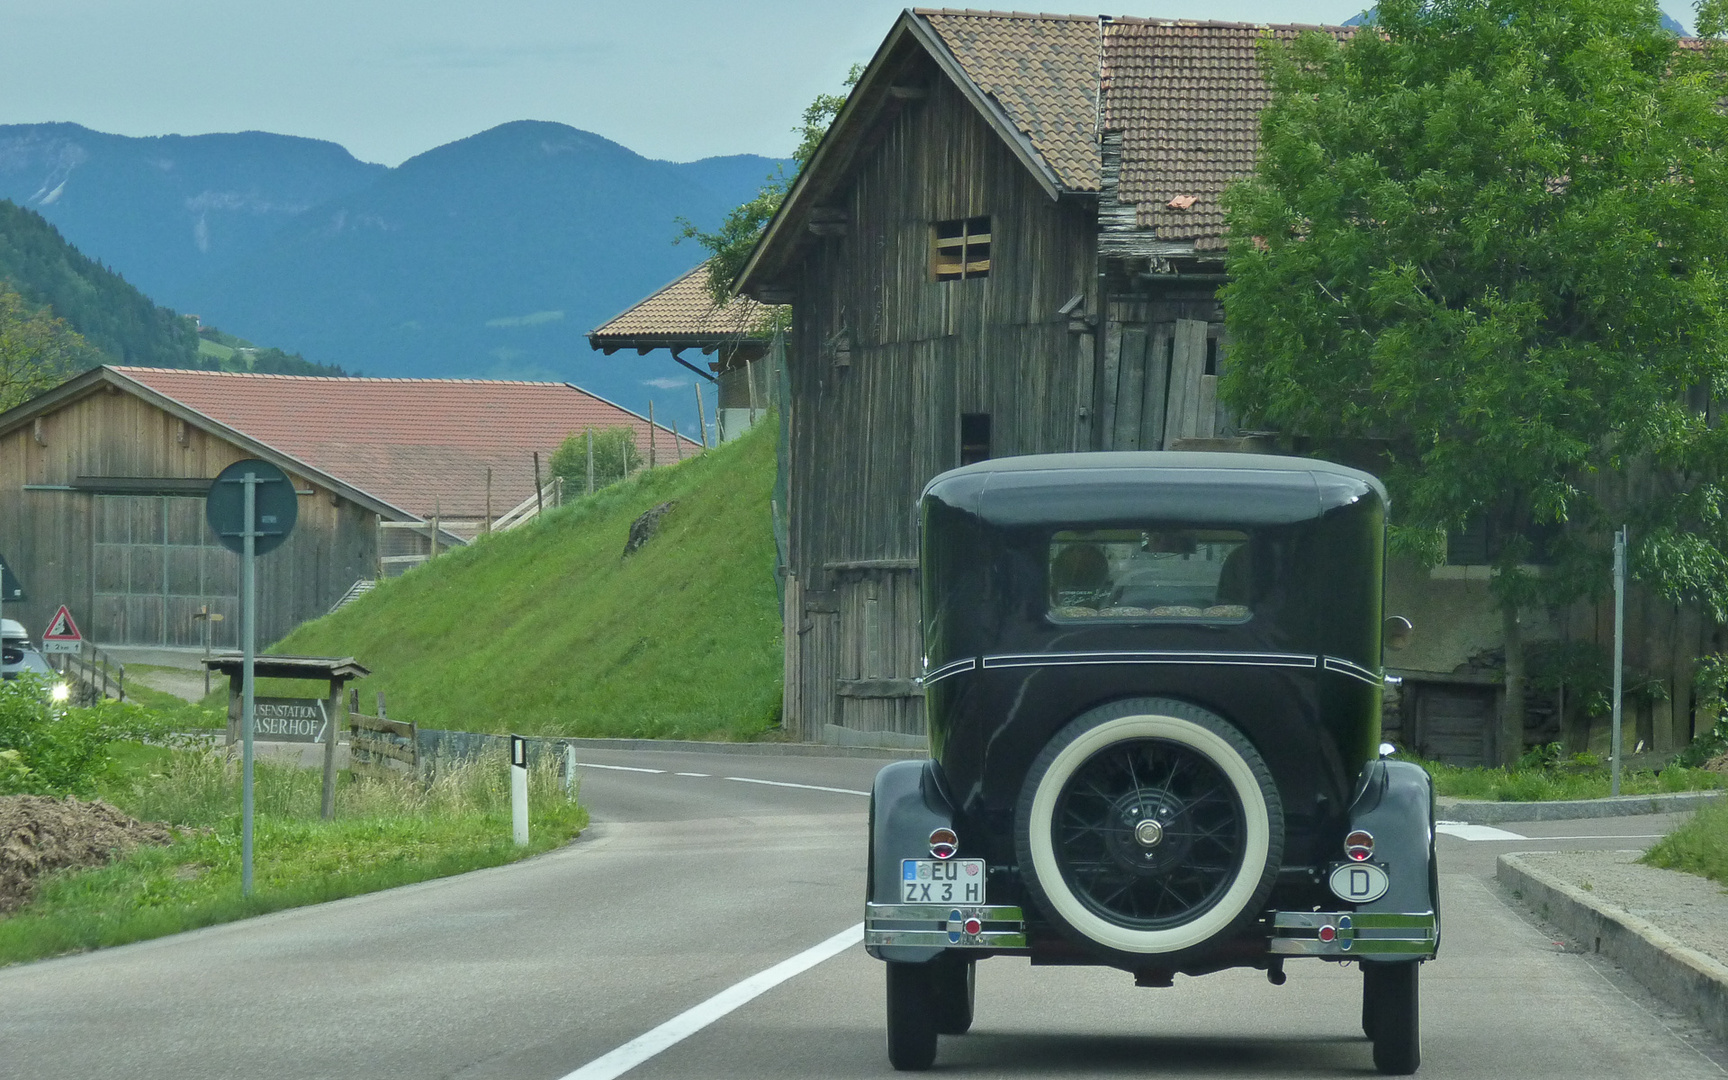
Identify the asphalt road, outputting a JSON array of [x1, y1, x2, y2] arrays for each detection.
[[0, 746, 1723, 1079]]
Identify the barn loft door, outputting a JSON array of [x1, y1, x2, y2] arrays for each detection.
[[93, 495, 238, 648], [1099, 318, 1223, 450]]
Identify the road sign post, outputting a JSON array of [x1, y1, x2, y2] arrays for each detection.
[[1611, 526, 1628, 798], [208, 459, 298, 897]]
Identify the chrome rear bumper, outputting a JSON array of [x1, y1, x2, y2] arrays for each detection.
[[1269, 911, 1438, 958], [864, 903, 1437, 958], [864, 903, 1027, 949]]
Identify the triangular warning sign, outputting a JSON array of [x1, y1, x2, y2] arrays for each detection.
[[43, 606, 81, 642]]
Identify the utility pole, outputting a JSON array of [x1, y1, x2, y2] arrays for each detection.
[[1611, 526, 1627, 797]]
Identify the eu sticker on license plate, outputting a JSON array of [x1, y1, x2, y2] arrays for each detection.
[[900, 858, 985, 904]]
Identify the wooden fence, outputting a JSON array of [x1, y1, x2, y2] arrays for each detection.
[[349, 712, 418, 781]]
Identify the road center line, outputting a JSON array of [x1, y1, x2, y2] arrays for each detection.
[[574, 762, 666, 774], [673, 772, 709, 777], [556, 923, 864, 1080], [723, 776, 870, 797]]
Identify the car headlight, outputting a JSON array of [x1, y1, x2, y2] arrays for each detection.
[[50, 682, 70, 703]]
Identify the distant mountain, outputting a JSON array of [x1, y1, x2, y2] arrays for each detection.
[[0, 120, 785, 428], [0, 123, 384, 306], [0, 198, 344, 377], [0, 197, 198, 368]]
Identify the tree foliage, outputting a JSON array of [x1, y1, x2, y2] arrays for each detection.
[[1223, 0, 1728, 760], [0, 285, 98, 411], [676, 66, 862, 305], [550, 427, 645, 494]]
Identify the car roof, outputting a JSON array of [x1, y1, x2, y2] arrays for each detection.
[[1, 618, 25, 639], [922, 452, 1387, 529]]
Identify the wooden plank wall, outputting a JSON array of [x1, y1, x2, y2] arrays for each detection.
[[1095, 296, 1232, 450], [0, 384, 378, 647], [780, 63, 1097, 740]]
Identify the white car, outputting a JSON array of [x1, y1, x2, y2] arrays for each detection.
[[2, 619, 70, 702]]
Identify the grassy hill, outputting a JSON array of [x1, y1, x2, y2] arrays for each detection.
[[264, 421, 783, 740]]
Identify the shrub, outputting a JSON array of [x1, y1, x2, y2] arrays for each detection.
[[550, 426, 643, 494], [0, 677, 168, 795]]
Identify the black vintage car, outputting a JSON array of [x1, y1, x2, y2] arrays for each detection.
[[865, 453, 1438, 1075]]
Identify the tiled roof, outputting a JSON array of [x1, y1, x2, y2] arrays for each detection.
[[589, 261, 777, 345], [1103, 19, 1346, 249], [920, 10, 1104, 192], [113, 367, 703, 520], [913, 11, 1352, 250]]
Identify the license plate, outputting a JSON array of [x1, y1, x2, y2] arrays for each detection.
[[900, 858, 986, 904]]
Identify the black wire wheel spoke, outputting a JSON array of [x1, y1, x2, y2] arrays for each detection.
[[1051, 736, 1248, 931]]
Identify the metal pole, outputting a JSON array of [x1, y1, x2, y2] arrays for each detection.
[[1611, 526, 1627, 798], [242, 472, 257, 896], [319, 694, 338, 820]]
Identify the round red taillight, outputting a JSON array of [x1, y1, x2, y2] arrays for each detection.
[[929, 827, 958, 859], [1344, 829, 1375, 862], [1318, 925, 1337, 943], [963, 917, 983, 935]]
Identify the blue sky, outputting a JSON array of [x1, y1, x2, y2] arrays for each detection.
[[0, 1, 1697, 166]]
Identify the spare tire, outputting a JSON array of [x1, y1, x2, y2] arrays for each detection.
[[1013, 697, 1284, 958]]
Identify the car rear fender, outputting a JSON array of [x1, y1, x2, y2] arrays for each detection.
[[1346, 758, 1440, 961], [868, 759, 958, 962]]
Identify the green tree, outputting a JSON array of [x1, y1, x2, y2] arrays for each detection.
[[676, 66, 862, 305], [0, 285, 97, 410], [550, 427, 645, 494], [1222, 0, 1728, 763]]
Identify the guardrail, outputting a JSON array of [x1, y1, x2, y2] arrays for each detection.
[[59, 642, 125, 704], [349, 711, 418, 781]]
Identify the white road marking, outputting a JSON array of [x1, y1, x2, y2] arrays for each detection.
[[723, 776, 870, 797], [574, 762, 666, 774], [1436, 822, 1528, 841], [556, 923, 863, 1080], [1511, 834, 1666, 841], [674, 772, 710, 777]]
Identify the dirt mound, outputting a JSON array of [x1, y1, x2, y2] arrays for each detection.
[[0, 796, 175, 913], [1704, 752, 1728, 774]]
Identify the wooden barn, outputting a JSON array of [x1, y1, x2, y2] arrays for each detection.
[[720, 8, 1714, 760], [0, 365, 696, 651]]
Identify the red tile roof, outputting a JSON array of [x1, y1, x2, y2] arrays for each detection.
[[113, 367, 703, 520]]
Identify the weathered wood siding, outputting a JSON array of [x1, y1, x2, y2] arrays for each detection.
[[781, 65, 1098, 740], [0, 385, 377, 647]]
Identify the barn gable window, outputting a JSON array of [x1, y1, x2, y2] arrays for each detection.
[[932, 216, 991, 281]]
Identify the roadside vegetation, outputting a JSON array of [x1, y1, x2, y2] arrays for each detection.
[[1416, 751, 1728, 802], [0, 679, 586, 966], [1642, 800, 1728, 887], [260, 418, 782, 740]]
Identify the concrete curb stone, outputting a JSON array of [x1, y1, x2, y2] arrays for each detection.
[[1497, 852, 1728, 1046], [1437, 789, 1724, 824]]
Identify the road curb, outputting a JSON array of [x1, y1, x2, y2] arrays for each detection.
[[1437, 790, 1724, 824], [1497, 853, 1728, 1045]]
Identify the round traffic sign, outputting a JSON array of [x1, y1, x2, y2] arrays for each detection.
[[207, 459, 299, 555]]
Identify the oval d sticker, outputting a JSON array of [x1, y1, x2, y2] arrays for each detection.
[[1329, 862, 1390, 904]]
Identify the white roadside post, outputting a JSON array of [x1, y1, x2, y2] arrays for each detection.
[[1611, 525, 1628, 798], [564, 743, 577, 797], [511, 735, 529, 846]]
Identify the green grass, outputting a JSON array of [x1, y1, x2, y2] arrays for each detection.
[[196, 337, 235, 362], [1418, 757, 1728, 801], [0, 743, 585, 966], [1642, 800, 1728, 887], [257, 421, 783, 740], [115, 666, 224, 729]]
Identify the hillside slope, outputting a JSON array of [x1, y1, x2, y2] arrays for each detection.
[[269, 420, 782, 740], [0, 199, 199, 368]]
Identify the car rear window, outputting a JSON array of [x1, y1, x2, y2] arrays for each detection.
[[1048, 528, 1251, 621]]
